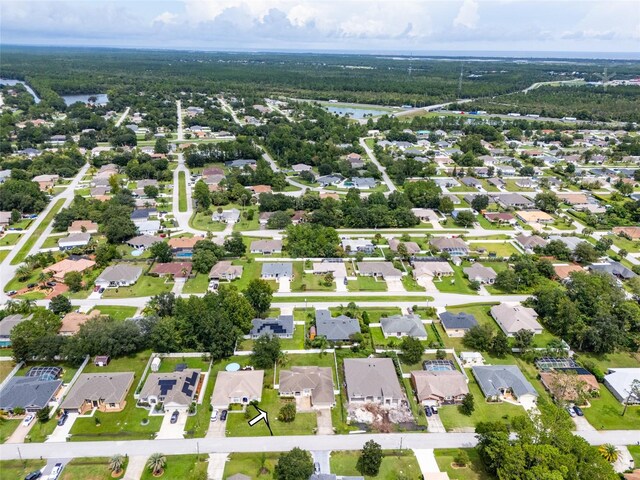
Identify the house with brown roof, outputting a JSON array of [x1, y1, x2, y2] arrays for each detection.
[[553, 263, 584, 280], [490, 303, 543, 336], [44, 258, 96, 282], [357, 262, 402, 280], [151, 262, 192, 279], [279, 366, 335, 409], [68, 220, 99, 234], [515, 234, 548, 252], [59, 310, 102, 336], [613, 226, 640, 240], [539, 370, 600, 403], [60, 372, 134, 414], [388, 238, 420, 255], [516, 210, 554, 224], [32, 174, 59, 191], [168, 236, 202, 253], [208, 261, 243, 281], [484, 212, 516, 225], [411, 370, 469, 406]]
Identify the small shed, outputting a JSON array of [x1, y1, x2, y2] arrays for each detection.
[[151, 356, 161, 372], [94, 355, 110, 367]]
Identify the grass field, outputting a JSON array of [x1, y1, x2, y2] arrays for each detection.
[[435, 448, 494, 480], [139, 455, 208, 480], [291, 263, 335, 292], [0, 361, 15, 382], [90, 306, 138, 321], [629, 446, 640, 467], [330, 450, 421, 480], [582, 386, 640, 430], [0, 460, 45, 478], [101, 276, 173, 298], [11, 198, 65, 265], [223, 452, 281, 479], [60, 457, 125, 480], [0, 418, 20, 442], [401, 274, 426, 291], [433, 265, 477, 295], [189, 211, 227, 231], [0, 233, 22, 246], [178, 171, 187, 212], [182, 273, 210, 294], [347, 276, 388, 292], [468, 241, 519, 257]]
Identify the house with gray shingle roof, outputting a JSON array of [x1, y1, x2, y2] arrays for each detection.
[[61, 372, 134, 414], [95, 264, 143, 288], [344, 358, 405, 406], [261, 262, 293, 279], [472, 365, 538, 403], [279, 366, 335, 408], [315, 309, 361, 342], [0, 376, 62, 413], [439, 312, 478, 337], [380, 315, 427, 339], [250, 315, 294, 339], [463, 264, 497, 284]]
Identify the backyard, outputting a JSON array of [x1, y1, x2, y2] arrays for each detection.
[[468, 241, 519, 258], [90, 306, 138, 321]]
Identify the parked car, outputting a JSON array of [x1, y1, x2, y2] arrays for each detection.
[[425, 406, 433, 417], [46, 281, 56, 287], [566, 406, 576, 417], [24, 470, 42, 480], [431, 406, 438, 414], [7, 290, 17, 296], [220, 409, 228, 421], [314, 462, 320, 474], [49, 463, 63, 480], [98, 287, 105, 294], [170, 410, 179, 424], [22, 414, 35, 426], [27, 283, 37, 289], [57, 412, 68, 426], [211, 409, 219, 422], [573, 406, 584, 417]]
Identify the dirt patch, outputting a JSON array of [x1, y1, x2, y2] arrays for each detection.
[[347, 402, 413, 432]]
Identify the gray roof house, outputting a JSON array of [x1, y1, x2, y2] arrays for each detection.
[[0, 376, 62, 413], [60, 372, 134, 414], [472, 365, 539, 403], [250, 315, 294, 339], [388, 238, 421, 255], [351, 177, 377, 189], [344, 358, 405, 406], [494, 193, 535, 209], [490, 303, 543, 336], [279, 366, 335, 408], [250, 239, 282, 254], [0, 314, 31, 347], [515, 234, 548, 252], [357, 262, 402, 279], [590, 262, 637, 280], [261, 262, 293, 279], [139, 369, 201, 410], [439, 312, 478, 337], [463, 264, 497, 284], [212, 208, 240, 224], [430, 237, 469, 256], [127, 235, 163, 250], [95, 264, 143, 288], [380, 315, 427, 339], [315, 309, 361, 342], [604, 368, 640, 404], [58, 232, 91, 250]]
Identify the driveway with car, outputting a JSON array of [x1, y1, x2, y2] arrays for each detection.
[[427, 413, 446, 433], [46, 412, 78, 443], [156, 410, 187, 439]]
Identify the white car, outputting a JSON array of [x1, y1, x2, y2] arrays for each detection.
[[22, 414, 35, 426], [211, 409, 219, 422], [50, 463, 63, 480]]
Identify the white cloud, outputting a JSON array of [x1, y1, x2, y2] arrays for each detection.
[[453, 0, 479, 29], [153, 12, 178, 25]]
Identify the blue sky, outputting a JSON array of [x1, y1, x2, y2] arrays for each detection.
[[1, 0, 639, 56]]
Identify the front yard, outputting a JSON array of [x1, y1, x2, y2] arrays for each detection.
[[433, 265, 477, 295], [139, 454, 208, 480], [60, 457, 126, 480], [582, 386, 640, 430], [101, 275, 173, 298], [223, 452, 282, 479], [347, 275, 388, 292], [291, 262, 336, 292], [182, 273, 210, 294], [330, 450, 421, 480], [468, 241, 519, 258], [435, 448, 494, 480]]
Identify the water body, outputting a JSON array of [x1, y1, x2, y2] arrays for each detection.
[[0, 78, 41, 103], [325, 106, 390, 119], [62, 93, 109, 106]]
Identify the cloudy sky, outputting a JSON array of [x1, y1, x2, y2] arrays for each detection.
[[1, 0, 639, 57]]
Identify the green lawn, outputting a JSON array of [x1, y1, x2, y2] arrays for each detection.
[[0, 418, 20, 443], [189, 211, 227, 231], [468, 241, 519, 258], [231, 259, 262, 290], [11, 198, 65, 265], [233, 210, 260, 232], [401, 274, 426, 292], [582, 386, 640, 430], [184, 368, 215, 438], [0, 233, 22, 246], [435, 448, 495, 480], [60, 457, 125, 480], [629, 446, 640, 467], [574, 351, 640, 373], [182, 273, 210, 294], [291, 263, 335, 292], [223, 452, 281, 479], [90, 306, 138, 321], [178, 171, 187, 212], [438, 375, 526, 431], [433, 265, 477, 295], [347, 276, 388, 292], [226, 389, 317, 437], [0, 360, 15, 382], [41, 234, 65, 249], [101, 275, 173, 298], [276, 295, 431, 303], [0, 460, 45, 478], [17, 361, 78, 383], [330, 450, 422, 480], [140, 455, 208, 480], [607, 234, 640, 253]]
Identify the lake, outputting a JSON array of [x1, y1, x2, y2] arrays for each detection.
[[62, 93, 109, 106], [0, 78, 41, 103], [325, 106, 390, 119]]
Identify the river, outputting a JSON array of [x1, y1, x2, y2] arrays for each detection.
[[0, 78, 108, 106], [0, 78, 41, 103]]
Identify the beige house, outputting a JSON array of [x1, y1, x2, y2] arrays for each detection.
[[32, 174, 59, 191], [411, 370, 469, 406], [490, 303, 543, 336], [515, 210, 554, 224], [344, 358, 405, 406], [139, 369, 201, 410], [43, 258, 96, 282], [210, 370, 264, 408], [209, 261, 243, 281], [68, 220, 99, 234], [59, 310, 101, 336], [278, 366, 335, 409], [60, 372, 134, 414]]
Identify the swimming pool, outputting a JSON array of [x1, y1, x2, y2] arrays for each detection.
[[176, 251, 193, 259]]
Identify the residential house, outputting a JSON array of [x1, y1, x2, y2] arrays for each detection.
[[516, 210, 554, 224], [604, 368, 640, 404], [58, 232, 91, 251], [484, 212, 516, 225], [472, 365, 539, 403], [516, 234, 548, 252], [315, 309, 361, 342], [279, 366, 335, 408], [380, 315, 427, 339], [463, 264, 497, 284], [317, 175, 342, 187], [590, 262, 637, 280], [0, 211, 11, 229], [494, 193, 535, 209], [250, 239, 282, 255], [95, 264, 143, 289], [68, 220, 99, 234], [32, 174, 59, 191], [212, 209, 240, 224], [490, 303, 543, 336], [0, 376, 62, 413], [137, 220, 161, 236], [291, 164, 312, 173], [412, 261, 454, 279], [127, 235, 163, 250], [139, 369, 201, 410], [439, 312, 478, 337], [411, 370, 469, 406], [60, 372, 134, 414], [261, 262, 293, 279], [208, 261, 243, 281], [168, 236, 201, 255], [547, 235, 583, 251], [130, 208, 157, 225], [553, 263, 584, 280], [357, 262, 402, 280], [210, 370, 264, 408], [341, 238, 375, 254], [411, 208, 438, 223], [388, 238, 420, 255], [351, 177, 377, 189], [0, 314, 32, 347], [460, 351, 484, 367], [44, 258, 96, 282], [151, 262, 193, 279], [248, 185, 272, 195], [343, 358, 405, 406], [612, 226, 640, 240], [539, 369, 600, 402], [312, 262, 347, 279], [59, 310, 101, 336], [226, 159, 257, 169], [515, 178, 535, 188], [430, 237, 469, 256], [460, 177, 481, 188], [250, 315, 294, 339]]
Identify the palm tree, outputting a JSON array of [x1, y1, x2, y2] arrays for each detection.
[[16, 265, 31, 281], [599, 444, 619, 463], [146, 453, 166, 476], [109, 454, 125, 475]]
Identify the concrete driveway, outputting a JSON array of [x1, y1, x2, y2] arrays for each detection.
[[572, 415, 596, 431], [46, 412, 78, 443], [206, 414, 226, 438], [41, 458, 71, 480], [156, 410, 187, 439], [208, 453, 228, 480], [335, 277, 348, 292], [6, 417, 37, 443], [311, 450, 331, 474], [316, 408, 334, 435], [427, 414, 446, 433], [413, 449, 441, 475], [278, 277, 291, 293], [386, 277, 406, 292]]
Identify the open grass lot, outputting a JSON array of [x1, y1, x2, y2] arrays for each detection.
[[41, 234, 66, 249], [433, 265, 477, 295], [435, 448, 495, 480], [277, 295, 430, 303], [347, 275, 388, 292], [90, 306, 138, 321], [233, 210, 260, 232], [230, 259, 262, 290], [0, 460, 45, 478], [140, 455, 208, 480], [606, 234, 640, 253], [0, 250, 8, 263], [189, 211, 227, 231], [60, 457, 125, 480], [438, 375, 526, 431], [291, 262, 335, 292], [0, 360, 15, 382], [223, 452, 281, 479], [575, 351, 640, 372], [0, 418, 20, 442], [468, 241, 519, 258], [102, 275, 173, 298], [178, 171, 187, 212], [0, 233, 22, 246], [182, 273, 209, 294], [582, 386, 640, 430], [330, 450, 421, 480], [11, 198, 66, 265]]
